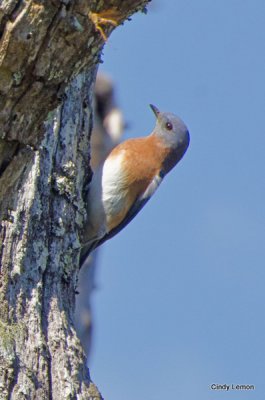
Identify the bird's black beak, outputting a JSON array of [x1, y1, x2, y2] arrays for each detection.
[[149, 104, 160, 118]]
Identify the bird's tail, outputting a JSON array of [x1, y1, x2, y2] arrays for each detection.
[[80, 238, 99, 267]]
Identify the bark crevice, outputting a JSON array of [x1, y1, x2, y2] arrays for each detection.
[[0, 0, 150, 398]]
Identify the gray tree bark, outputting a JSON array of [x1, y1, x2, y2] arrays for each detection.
[[0, 1, 150, 398]]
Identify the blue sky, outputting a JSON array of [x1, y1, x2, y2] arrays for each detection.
[[89, 1, 265, 399]]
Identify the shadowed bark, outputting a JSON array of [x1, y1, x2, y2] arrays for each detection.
[[0, 1, 150, 398], [75, 72, 125, 359]]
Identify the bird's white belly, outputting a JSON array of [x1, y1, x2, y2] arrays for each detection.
[[101, 152, 130, 230]]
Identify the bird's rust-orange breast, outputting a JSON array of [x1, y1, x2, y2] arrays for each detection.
[[104, 134, 170, 231], [110, 135, 167, 189]]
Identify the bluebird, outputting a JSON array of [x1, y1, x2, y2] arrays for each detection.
[[81, 104, 190, 264]]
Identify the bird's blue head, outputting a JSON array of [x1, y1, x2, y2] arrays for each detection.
[[150, 104, 190, 173]]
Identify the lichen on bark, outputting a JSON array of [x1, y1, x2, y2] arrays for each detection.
[[0, 0, 150, 398]]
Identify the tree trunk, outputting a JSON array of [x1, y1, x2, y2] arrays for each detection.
[[0, 1, 150, 398]]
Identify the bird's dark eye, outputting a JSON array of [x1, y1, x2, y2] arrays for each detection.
[[165, 122, 173, 131]]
